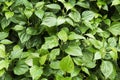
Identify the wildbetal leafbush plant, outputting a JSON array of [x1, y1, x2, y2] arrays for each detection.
[[0, 0, 120, 80]]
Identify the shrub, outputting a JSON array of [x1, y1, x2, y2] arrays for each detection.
[[0, 0, 120, 80]]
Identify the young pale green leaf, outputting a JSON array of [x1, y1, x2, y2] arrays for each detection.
[[109, 48, 118, 61], [60, 55, 74, 73], [42, 36, 59, 49], [57, 16, 65, 26], [68, 11, 81, 22], [5, 11, 14, 19], [39, 54, 47, 65], [0, 69, 5, 77], [46, 4, 61, 10], [5, 1, 14, 7], [82, 10, 95, 21], [0, 32, 8, 40], [65, 44, 82, 56], [35, 9, 44, 19], [112, 0, 120, 5], [0, 39, 13, 44], [0, 44, 5, 58], [13, 25, 24, 31], [68, 32, 85, 40], [42, 16, 57, 27], [24, 9, 33, 19], [49, 48, 60, 60], [101, 61, 114, 79], [14, 61, 29, 75], [30, 65, 43, 80], [108, 22, 120, 36], [57, 29, 68, 42]]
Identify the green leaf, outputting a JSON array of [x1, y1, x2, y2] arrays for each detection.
[[82, 10, 95, 21], [109, 48, 118, 61], [26, 27, 38, 35], [46, 4, 61, 10], [39, 54, 47, 65], [0, 44, 5, 58], [1, 18, 10, 29], [42, 36, 59, 49], [81, 67, 90, 75], [5, 11, 14, 19], [0, 32, 8, 40], [64, 2, 74, 11], [23, 0, 33, 9], [0, 60, 9, 70], [108, 37, 117, 47], [112, 0, 120, 5], [89, 39, 103, 49], [76, 1, 90, 8], [57, 16, 65, 26], [100, 61, 114, 79], [65, 44, 82, 56], [68, 32, 85, 40], [14, 60, 29, 75], [50, 61, 60, 69], [57, 29, 68, 42], [0, 39, 13, 44], [108, 22, 120, 36], [25, 59, 33, 66], [35, 2, 44, 9], [0, 69, 5, 77], [60, 55, 74, 73], [42, 16, 57, 27], [12, 25, 24, 31], [73, 52, 96, 68], [5, 1, 13, 7], [65, 18, 74, 26], [35, 9, 44, 19], [71, 67, 80, 77], [10, 45, 23, 59], [24, 9, 33, 19], [30, 65, 43, 80], [68, 10, 81, 22], [49, 48, 60, 60], [18, 30, 31, 43], [94, 51, 101, 60]]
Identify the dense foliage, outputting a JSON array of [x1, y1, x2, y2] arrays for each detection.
[[0, 0, 120, 80]]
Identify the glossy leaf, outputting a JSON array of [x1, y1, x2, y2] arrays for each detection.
[[100, 61, 114, 79], [65, 44, 82, 56], [14, 61, 29, 75], [30, 65, 43, 80]]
